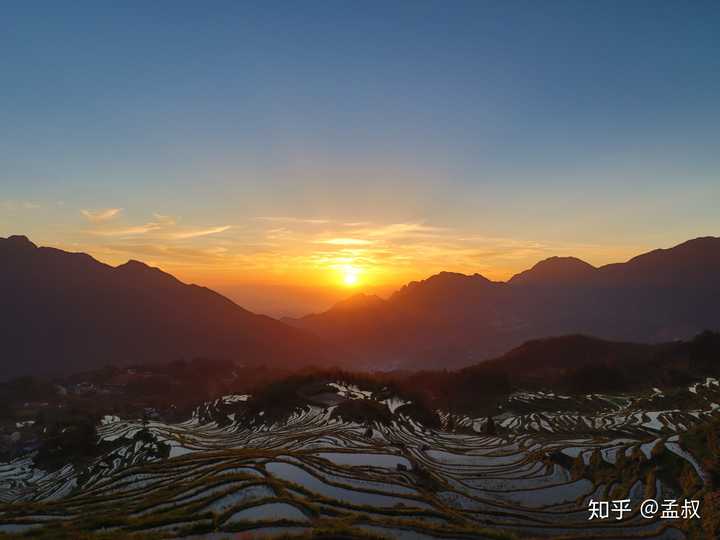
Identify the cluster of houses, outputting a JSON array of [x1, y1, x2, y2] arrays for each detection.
[[0, 400, 49, 457], [0, 368, 155, 459]]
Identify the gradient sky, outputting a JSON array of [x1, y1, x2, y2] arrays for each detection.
[[2, 1, 719, 316]]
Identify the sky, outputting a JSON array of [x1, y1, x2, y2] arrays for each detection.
[[2, 1, 719, 316]]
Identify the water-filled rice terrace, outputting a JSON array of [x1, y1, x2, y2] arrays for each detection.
[[1, 378, 718, 539]]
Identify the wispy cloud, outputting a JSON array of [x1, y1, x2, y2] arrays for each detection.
[[81, 208, 122, 223], [315, 238, 374, 246], [170, 226, 232, 239], [255, 216, 331, 225], [153, 213, 177, 226], [353, 222, 447, 238], [96, 243, 233, 264], [86, 223, 163, 237], [1, 200, 42, 212], [83, 211, 230, 241], [342, 221, 371, 227]]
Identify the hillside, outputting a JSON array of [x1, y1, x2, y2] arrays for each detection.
[[0, 236, 329, 379]]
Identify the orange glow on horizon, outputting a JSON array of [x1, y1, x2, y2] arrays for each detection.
[[44, 221, 651, 298]]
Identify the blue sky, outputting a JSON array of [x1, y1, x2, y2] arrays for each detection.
[[1, 1, 719, 314]]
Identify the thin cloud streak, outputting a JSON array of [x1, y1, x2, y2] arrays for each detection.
[[81, 210, 229, 240], [170, 226, 232, 239], [81, 208, 122, 223], [315, 238, 374, 246], [255, 216, 331, 225], [86, 223, 162, 236], [1, 200, 42, 212]]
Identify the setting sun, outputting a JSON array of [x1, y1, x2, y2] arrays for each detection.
[[342, 267, 360, 287]]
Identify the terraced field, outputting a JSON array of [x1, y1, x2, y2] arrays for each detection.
[[1, 379, 718, 539]]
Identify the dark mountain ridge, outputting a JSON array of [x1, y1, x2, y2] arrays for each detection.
[[508, 256, 597, 285], [287, 236, 720, 370], [0, 236, 329, 379], [3, 234, 719, 378]]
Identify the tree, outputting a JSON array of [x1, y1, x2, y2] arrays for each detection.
[[485, 416, 496, 435]]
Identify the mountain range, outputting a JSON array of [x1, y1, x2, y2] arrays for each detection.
[[0, 235, 329, 379], [1, 234, 719, 378], [285, 236, 720, 370]]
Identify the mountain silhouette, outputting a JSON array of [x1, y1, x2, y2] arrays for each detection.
[[0, 236, 328, 379], [508, 257, 597, 286], [3, 235, 719, 377], [286, 236, 720, 370]]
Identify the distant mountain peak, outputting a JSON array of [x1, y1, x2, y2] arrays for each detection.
[[388, 271, 498, 310], [673, 235, 719, 248], [399, 271, 493, 292], [624, 236, 720, 264], [330, 293, 385, 312], [113, 259, 186, 288], [116, 259, 152, 271], [2, 235, 37, 249], [430, 271, 491, 282], [509, 256, 596, 285]]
